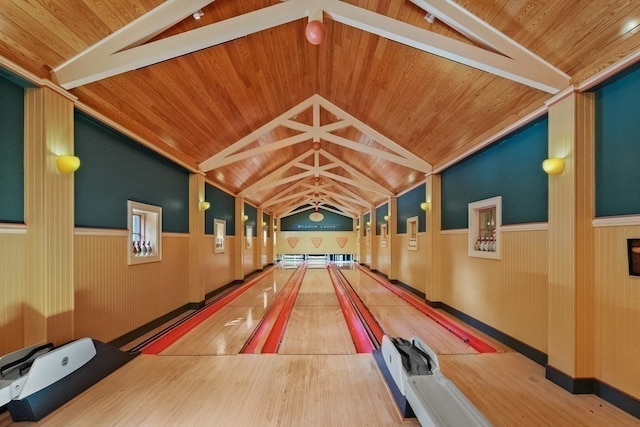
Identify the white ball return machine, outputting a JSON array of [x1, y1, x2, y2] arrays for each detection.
[[378, 335, 492, 427], [0, 338, 137, 422]]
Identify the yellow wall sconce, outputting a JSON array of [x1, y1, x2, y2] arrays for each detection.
[[420, 202, 430, 212], [199, 201, 210, 211], [56, 155, 80, 173], [384, 215, 390, 222], [542, 158, 565, 175], [241, 214, 248, 222], [366, 221, 371, 227]]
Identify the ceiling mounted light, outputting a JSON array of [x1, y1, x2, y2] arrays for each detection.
[[193, 10, 204, 20], [305, 20, 325, 45]]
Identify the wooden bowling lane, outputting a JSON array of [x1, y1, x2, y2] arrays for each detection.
[[277, 269, 357, 355], [160, 268, 295, 356], [24, 354, 419, 427], [338, 266, 480, 355], [439, 352, 640, 426]]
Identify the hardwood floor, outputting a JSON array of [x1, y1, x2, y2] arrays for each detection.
[[1, 264, 638, 426]]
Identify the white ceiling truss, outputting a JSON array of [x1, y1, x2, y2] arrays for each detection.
[[200, 94, 426, 218], [53, 0, 570, 93], [50, 0, 572, 218]]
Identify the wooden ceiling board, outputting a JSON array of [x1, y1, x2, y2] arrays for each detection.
[[1, 0, 640, 215]]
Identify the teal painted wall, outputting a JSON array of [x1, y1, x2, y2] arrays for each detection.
[[245, 203, 257, 237], [204, 184, 235, 236], [595, 62, 640, 217], [280, 208, 353, 231], [441, 117, 548, 230], [376, 203, 388, 236], [74, 111, 189, 232], [0, 74, 24, 223], [397, 184, 426, 233]]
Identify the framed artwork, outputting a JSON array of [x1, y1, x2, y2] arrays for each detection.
[[214, 219, 225, 253]]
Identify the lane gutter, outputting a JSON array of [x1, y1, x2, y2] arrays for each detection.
[[327, 265, 374, 353], [141, 264, 280, 355], [356, 265, 496, 353], [260, 264, 308, 354], [241, 264, 307, 354]]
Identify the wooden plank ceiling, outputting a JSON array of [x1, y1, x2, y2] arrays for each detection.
[[1, 0, 639, 218]]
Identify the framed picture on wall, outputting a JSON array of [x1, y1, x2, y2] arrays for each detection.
[[214, 219, 225, 253], [627, 238, 640, 276]]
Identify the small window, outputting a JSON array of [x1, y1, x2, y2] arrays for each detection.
[[128, 201, 162, 265], [407, 216, 418, 251], [246, 225, 253, 249], [468, 196, 501, 260], [214, 219, 226, 253], [381, 223, 387, 247]]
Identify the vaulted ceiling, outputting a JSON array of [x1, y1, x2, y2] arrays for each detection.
[[1, 1, 639, 217]]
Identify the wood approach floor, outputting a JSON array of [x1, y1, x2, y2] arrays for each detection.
[[1, 264, 638, 426]]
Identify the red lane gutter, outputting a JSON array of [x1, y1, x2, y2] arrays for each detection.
[[241, 265, 305, 354], [357, 265, 497, 354], [328, 266, 374, 353], [330, 264, 385, 347], [142, 265, 279, 355], [261, 264, 308, 354]]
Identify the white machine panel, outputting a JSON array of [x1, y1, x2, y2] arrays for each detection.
[[17, 338, 96, 399]]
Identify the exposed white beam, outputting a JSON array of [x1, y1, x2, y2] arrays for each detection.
[[201, 97, 315, 172], [240, 151, 312, 195], [322, 177, 373, 208], [324, 1, 569, 93], [322, 132, 429, 172], [204, 133, 311, 169], [315, 95, 432, 172], [320, 149, 394, 196], [246, 170, 315, 194], [54, 0, 312, 88]]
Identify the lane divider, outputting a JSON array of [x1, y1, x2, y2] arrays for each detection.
[[241, 264, 306, 354], [356, 265, 497, 354], [141, 265, 280, 355], [329, 264, 385, 347], [328, 266, 374, 353], [261, 264, 308, 354]]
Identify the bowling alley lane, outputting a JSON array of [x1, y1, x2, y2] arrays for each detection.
[[160, 267, 294, 356]]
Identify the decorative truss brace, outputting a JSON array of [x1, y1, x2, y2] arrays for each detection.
[[200, 94, 431, 175], [53, 0, 569, 93]]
